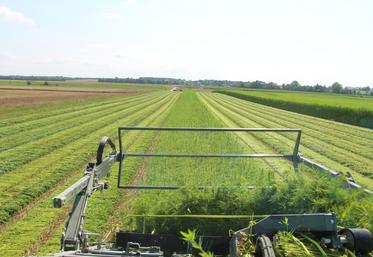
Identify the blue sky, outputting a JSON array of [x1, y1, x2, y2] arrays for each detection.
[[0, 0, 372, 86]]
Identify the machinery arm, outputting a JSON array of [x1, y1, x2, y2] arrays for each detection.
[[53, 136, 117, 251]]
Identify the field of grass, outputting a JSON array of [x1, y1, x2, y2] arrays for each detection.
[[0, 91, 179, 256], [223, 89, 373, 110], [217, 89, 373, 129], [201, 92, 373, 189], [0, 88, 372, 257]]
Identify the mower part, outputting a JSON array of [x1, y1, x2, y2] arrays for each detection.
[[255, 235, 276, 257], [339, 228, 373, 254]]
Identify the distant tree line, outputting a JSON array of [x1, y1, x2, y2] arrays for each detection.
[[99, 77, 373, 96], [1, 75, 371, 96], [98, 77, 188, 85], [0, 75, 68, 81]]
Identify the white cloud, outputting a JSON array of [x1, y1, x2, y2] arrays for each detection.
[[104, 12, 124, 22], [0, 5, 34, 26], [121, 0, 136, 7], [0, 51, 11, 59], [78, 44, 105, 53], [114, 52, 131, 59]]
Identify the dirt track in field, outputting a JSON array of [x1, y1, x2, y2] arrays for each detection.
[[0, 86, 138, 107]]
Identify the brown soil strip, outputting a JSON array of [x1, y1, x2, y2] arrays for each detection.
[[0, 86, 138, 94], [0, 87, 138, 107]]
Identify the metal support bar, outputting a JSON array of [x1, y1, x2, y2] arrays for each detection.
[[344, 180, 373, 194], [54, 175, 90, 208], [124, 214, 269, 219], [119, 185, 258, 190], [118, 127, 301, 132], [63, 192, 88, 250], [299, 155, 373, 195], [118, 129, 124, 189], [87, 249, 163, 257], [299, 155, 340, 176], [292, 130, 302, 170], [124, 153, 293, 158], [53, 155, 116, 208]]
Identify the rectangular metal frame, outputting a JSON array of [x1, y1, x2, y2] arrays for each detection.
[[117, 127, 302, 189]]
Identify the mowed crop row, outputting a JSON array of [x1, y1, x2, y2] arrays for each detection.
[[217, 90, 373, 129], [0, 93, 170, 174], [129, 90, 270, 188], [199, 92, 373, 190], [0, 94, 159, 151], [0, 92, 174, 221], [0, 92, 130, 126], [0, 93, 174, 225], [0, 92, 180, 257]]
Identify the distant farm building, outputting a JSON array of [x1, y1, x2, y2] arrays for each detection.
[[170, 87, 183, 92]]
